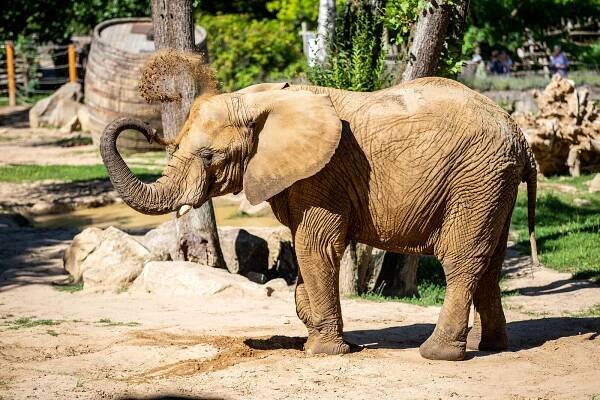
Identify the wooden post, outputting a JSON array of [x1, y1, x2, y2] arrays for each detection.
[[151, 0, 226, 268], [5, 41, 16, 106], [68, 44, 77, 83]]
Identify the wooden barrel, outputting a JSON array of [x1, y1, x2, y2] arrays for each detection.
[[85, 17, 208, 152]]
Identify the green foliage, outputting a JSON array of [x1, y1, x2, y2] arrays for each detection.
[[5, 317, 61, 330], [53, 282, 84, 293], [266, 0, 320, 24], [510, 176, 600, 282], [0, 0, 151, 43], [383, 0, 422, 45], [309, 1, 388, 91], [581, 39, 600, 65], [465, 0, 600, 61], [0, 164, 160, 183], [198, 14, 306, 91]]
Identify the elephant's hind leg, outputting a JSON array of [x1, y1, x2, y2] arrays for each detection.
[[419, 257, 486, 361], [294, 207, 350, 356], [467, 219, 511, 351]]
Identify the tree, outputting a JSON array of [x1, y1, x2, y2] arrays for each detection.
[[150, 0, 226, 268], [316, 0, 337, 63]]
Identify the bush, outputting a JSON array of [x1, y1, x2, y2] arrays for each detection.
[[198, 14, 307, 91], [309, 1, 388, 91]]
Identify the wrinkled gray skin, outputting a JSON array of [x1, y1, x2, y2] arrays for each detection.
[[101, 78, 539, 361]]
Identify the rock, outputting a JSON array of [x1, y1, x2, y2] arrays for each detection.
[[246, 271, 268, 284], [218, 227, 298, 283], [264, 278, 291, 296], [131, 261, 268, 297], [63, 227, 104, 282], [574, 198, 592, 207], [141, 222, 298, 283], [141, 219, 177, 261], [588, 174, 600, 193], [63, 226, 152, 291], [29, 82, 83, 129], [514, 74, 600, 176]]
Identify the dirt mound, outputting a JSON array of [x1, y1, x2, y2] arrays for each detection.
[[514, 74, 600, 176], [126, 332, 305, 381]]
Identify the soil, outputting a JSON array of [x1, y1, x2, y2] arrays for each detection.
[[0, 226, 599, 400]]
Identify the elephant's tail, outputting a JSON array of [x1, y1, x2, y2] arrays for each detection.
[[523, 144, 541, 267]]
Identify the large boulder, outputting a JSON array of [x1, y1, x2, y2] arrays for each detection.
[[29, 82, 91, 133], [218, 227, 297, 284], [63, 226, 153, 291], [131, 261, 282, 297], [140, 221, 298, 284]]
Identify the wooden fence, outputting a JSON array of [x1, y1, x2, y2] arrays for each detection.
[[0, 41, 84, 106]]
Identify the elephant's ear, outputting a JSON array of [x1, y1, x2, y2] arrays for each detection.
[[242, 90, 342, 205], [236, 82, 290, 94]]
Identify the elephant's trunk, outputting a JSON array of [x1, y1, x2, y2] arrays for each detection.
[[100, 117, 179, 215]]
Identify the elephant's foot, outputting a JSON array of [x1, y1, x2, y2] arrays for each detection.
[[304, 335, 352, 356], [419, 329, 466, 361], [466, 325, 508, 351]]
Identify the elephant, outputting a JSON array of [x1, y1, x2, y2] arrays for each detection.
[[100, 53, 539, 361]]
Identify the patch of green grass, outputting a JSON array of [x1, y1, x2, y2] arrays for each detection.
[[511, 177, 600, 282], [459, 70, 600, 92], [96, 318, 140, 327], [540, 174, 594, 191], [6, 317, 61, 329], [0, 164, 161, 183], [46, 329, 59, 336], [53, 281, 84, 293], [566, 304, 600, 317]]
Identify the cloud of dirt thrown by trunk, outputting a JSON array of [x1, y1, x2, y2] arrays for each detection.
[[138, 49, 218, 104]]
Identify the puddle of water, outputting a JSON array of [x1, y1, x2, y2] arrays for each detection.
[[33, 198, 281, 230]]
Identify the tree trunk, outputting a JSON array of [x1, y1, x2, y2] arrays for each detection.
[[316, 0, 336, 63], [151, 0, 225, 268], [402, 0, 453, 81]]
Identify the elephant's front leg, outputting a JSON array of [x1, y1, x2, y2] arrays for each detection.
[[294, 209, 349, 355]]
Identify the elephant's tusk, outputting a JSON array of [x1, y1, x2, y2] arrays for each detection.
[[176, 204, 193, 218]]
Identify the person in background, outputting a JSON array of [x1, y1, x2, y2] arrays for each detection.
[[499, 50, 513, 76], [489, 50, 504, 75], [471, 46, 487, 77], [550, 45, 569, 77]]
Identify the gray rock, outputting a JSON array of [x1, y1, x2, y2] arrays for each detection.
[[141, 223, 298, 283], [29, 82, 82, 129], [63, 227, 104, 282], [63, 226, 153, 292], [131, 261, 268, 297]]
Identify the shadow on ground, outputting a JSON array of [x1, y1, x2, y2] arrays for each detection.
[[118, 396, 227, 400], [344, 317, 599, 355]]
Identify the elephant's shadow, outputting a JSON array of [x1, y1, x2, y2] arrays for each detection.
[[246, 317, 599, 358], [343, 317, 599, 356]]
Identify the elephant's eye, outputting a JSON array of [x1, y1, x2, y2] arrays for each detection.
[[200, 150, 213, 166]]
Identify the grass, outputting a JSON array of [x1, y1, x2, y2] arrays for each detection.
[[5, 317, 61, 330], [96, 318, 140, 327], [459, 70, 600, 92], [566, 304, 600, 318], [53, 281, 84, 293], [511, 175, 600, 282], [0, 164, 161, 183]]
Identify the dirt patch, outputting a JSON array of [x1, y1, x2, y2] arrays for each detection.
[[126, 332, 305, 381]]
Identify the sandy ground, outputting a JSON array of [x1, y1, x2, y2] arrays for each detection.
[[0, 227, 599, 400]]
